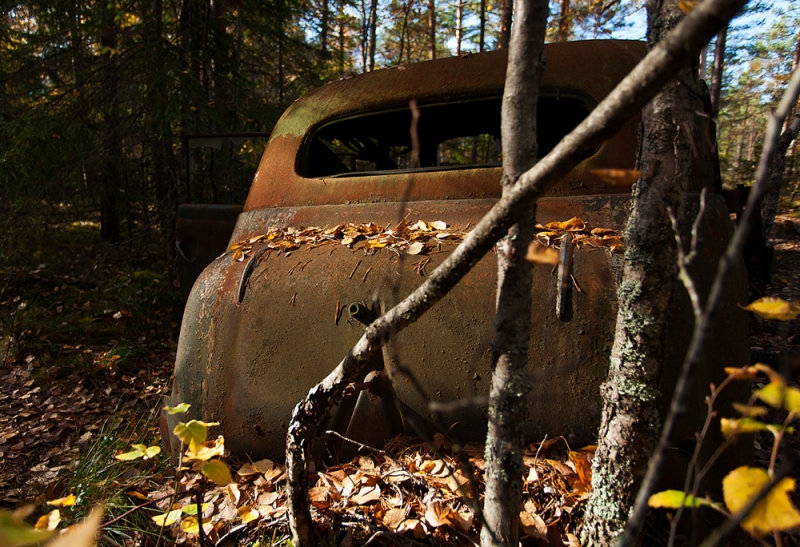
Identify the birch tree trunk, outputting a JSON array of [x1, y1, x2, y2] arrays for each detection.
[[581, 0, 704, 543], [481, 0, 549, 544]]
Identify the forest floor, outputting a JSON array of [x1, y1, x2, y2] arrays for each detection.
[[0, 207, 798, 546]]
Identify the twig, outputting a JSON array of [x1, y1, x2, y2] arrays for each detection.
[[100, 490, 192, 529], [428, 396, 489, 414], [667, 200, 703, 319], [324, 429, 389, 457], [194, 486, 207, 546], [349, 259, 362, 279]]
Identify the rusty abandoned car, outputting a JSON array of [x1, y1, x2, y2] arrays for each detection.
[[165, 40, 750, 461]]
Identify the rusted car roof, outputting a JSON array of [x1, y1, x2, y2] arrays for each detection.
[[242, 41, 647, 215]]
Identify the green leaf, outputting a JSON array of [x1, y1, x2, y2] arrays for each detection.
[[648, 490, 715, 509], [164, 403, 191, 415], [202, 459, 233, 485]]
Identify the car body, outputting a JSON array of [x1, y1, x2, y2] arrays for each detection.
[[165, 40, 749, 461]]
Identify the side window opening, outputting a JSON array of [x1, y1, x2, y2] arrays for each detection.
[[300, 94, 594, 178]]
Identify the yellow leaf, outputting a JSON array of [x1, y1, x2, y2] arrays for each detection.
[[202, 459, 233, 485], [237, 505, 260, 524], [429, 220, 448, 230], [545, 217, 585, 232], [152, 508, 182, 526], [47, 494, 76, 507], [173, 420, 218, 453], [181, 503, 211, 516], [649, 490, 715, 509], [47, 506, 104, 547], [757, 381, 800, 413], [724, 366, 762, 381], [720, 417, 775, 439], [731, 402, 768, 418], [163, 403, 191, 415], [184, 435, 225, 461], [180, 515, 213, 535], [722, 466, 800, 536], [35, 509, 60, 531], [678, 0, 699, 13], [115, 444, 161, 461], [414, 220, 430, 231], [237, 458, 274, 477], [740, 297, 800, 321]]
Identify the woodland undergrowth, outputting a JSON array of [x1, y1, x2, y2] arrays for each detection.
[[1, 204, 799, 546]]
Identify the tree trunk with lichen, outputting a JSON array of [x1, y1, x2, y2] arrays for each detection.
[[480, 0, 549, 545], [581, 0, 702, 543]]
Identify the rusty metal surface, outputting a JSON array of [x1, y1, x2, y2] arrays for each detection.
[[242, 41, 648, 212], [175, 204, 243, 296], [167, 194, 749, 460]]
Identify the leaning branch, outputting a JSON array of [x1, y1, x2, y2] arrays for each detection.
[[286, 0, 748, 542], [620, 61, 800, 547]]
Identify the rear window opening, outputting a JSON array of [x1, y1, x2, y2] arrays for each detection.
[[300, 94, 594, 178]]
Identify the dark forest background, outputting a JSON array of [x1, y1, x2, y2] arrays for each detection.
[[1, 0, 797, 257]]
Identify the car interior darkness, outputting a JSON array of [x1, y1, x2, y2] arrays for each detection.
[[300, 93, 594, 178]]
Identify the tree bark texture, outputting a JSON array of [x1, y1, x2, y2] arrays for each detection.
[[481, 0, 548, 545], [622, 57, 800, 547], [498, 0, 514, 49], [286, 1, 746, 542], [709, 25, 726, 117], [100, 1, 121, 242], [581, 1, 708, 543], [428, 0, 437, 59]]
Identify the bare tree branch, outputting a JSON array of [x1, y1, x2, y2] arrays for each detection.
[[286, 0, 748, 542]]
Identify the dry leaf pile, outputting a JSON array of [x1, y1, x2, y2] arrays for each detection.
[[228, 217, 622, 271], [533, 217, 623, 253], [228, 219, 462, 262], [143, 435, 595, 545], [0, 353, 170, 502]]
